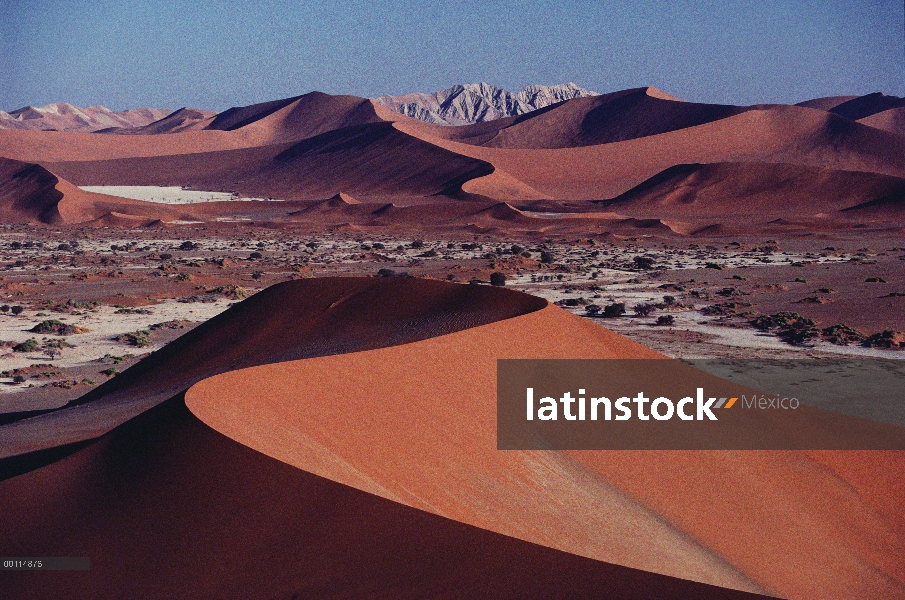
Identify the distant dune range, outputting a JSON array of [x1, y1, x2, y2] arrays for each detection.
[[0, 87, 903, 232], [1, 278, 902, 599]]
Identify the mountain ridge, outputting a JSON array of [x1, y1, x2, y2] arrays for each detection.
[[373, 82, 599, 125]]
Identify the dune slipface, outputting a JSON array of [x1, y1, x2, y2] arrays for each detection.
[[0, 278, 773, 600]]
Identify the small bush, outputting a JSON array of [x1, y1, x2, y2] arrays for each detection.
[[13, 338, 39, 353], [490, 272, 507, 286], [602, 303, 626, 318], [656, 315, 675, 326], [633, 303, 656, 317], [633, 256, 655, 270]]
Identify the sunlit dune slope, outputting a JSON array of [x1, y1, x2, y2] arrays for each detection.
[[185, 287, 905, 599]]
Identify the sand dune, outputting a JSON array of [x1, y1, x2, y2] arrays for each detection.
[[409, 104, 905, 199], [0, 395, 766, 600], [1, 277, 901, 598], [0, 278, 545, 460], [794, 95, 859, 111], [596, 162, 905, 222], [1, 89, 903, 231], [0, 157, 187, 224], [859, 107, 905, 137], [402, 87, 751, 149], [178, 282, 905, 599], [114, 107, 217, 134], [47, 122, 496, 200], [204, 92, 388, 144], [0, 277, 779, 599], [827, 92, 905, 121]]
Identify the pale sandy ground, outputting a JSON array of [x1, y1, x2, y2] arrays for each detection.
[[0, 300, 234, 397], [79, 185, 280, 204]]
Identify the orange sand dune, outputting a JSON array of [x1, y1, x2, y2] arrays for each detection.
[[0, 92, 393, 163], [0, 395, 767, 600], [185, 290, 905, 599], [0, 277, 775, 599], [596, 161, 905, 222], [827, 92, 905, 121], [404, 104, 905, 199], [0, 278, 545, 461], [859, 107, 905, 137], [399, 87, 751, 149], [794, 95, 859, 111], [114, 107, 217, 134], [46, 122, 496, 200], [204, 91, 388, 144], [0, 157, 188, 224]]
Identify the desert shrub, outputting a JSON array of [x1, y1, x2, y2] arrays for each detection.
[[633, 256, 655, 270], [249, 251, 263, 259], [656, 315, 675, 326], [751, 312, 819, 346], [13, 338, 39, 353], [585, 305, 601, 316], [490, 272, 507, 286], [633, 303, 656, 317], [410, 240, 425, 249], [539, 251, 554, 264], [511, 244, 524, 255], [704, 262, 723, 270], [821, 324, 865, 346], [0, 305, 9, 312], [101, 367, 119, 377], [377, 268, 396, 277], [117, 330, 152, 348], [862, 331, 905, 349], [602, 303, 626, 318], [178, 241, 199, 251], [30, 319, 64, 333], [663, 295, 676, 305]]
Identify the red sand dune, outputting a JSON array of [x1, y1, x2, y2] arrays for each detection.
[[859, 107, 905, 137], [406, 103, 905, 199], [0, 278, 777, 599], [0, 278, 545, 460], [0, 395, 767, 600], [402, 87, 751, 149], [0, 89, 903, 231], [179, 282, 905, 599], [826, 92, 905, 121], [0, 157, 187, 224], [46, 122, 495, 200], [794, 95, 859, 112], [596, 161, 905, 222], [114, 107, 217, 134], [203, 91, 387, 144]]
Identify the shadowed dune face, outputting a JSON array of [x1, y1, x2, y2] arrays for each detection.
[[0, 278, 546, 459], [0, 395, 767, 600], [0, 157, 182, 225], [45, 122, 496, 200]]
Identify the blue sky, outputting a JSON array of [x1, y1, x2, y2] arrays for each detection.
[[1, 0, 902, 111]]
